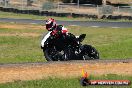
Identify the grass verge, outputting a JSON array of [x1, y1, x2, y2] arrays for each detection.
[[0, 11, 132, 22], [0, 74, 131, 88], [0, 22, 132, 63], [0, 11, 88, 21]]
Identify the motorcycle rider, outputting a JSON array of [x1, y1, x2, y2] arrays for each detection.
[[46, 18, 68, 35], [41, 18, 69, 47], [41, 18, 99, 61]]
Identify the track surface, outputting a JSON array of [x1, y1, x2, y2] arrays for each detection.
[[0, 18, 132, 28], [0, 59, 132, 67], [0, 59, 132, 83]]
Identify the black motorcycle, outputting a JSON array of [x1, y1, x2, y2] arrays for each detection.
[[41, 32, 99, 61]]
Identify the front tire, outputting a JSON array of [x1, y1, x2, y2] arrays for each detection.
[[43, 49, 54, 61], [43, 47, 68, 61], [43, 48, 60, 61]]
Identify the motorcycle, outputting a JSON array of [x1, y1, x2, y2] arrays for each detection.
[[41, 32, 99, 61]]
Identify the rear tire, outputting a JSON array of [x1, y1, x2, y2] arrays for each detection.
[[81, 45, 99, 60]]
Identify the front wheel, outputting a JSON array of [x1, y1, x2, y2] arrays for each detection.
[[43, 47, 62, 61], [43, 47, 70, 61], [81, 45, 99, 60]]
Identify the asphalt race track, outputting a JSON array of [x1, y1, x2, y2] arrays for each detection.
[[0, 59, 132, 67], [0, 59, 132, 83], [0, 18, 132, 28]]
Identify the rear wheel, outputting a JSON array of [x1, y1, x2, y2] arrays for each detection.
[[81, 45, 99, 60]]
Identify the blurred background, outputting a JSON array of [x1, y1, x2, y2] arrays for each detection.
[[0, 0, 132, 16]]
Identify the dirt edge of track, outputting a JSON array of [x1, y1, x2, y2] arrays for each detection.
[[0, 60, 132, 84]]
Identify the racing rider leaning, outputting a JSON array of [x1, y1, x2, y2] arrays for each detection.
[[41, 18, 68, 47], [41, 18, 77, 48]]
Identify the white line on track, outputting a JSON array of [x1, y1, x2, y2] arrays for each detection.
[[69, 25, 78, 26], [10, 22, 15, 23], [112, 27, 120, 28], [30, 23, 37, 24], [91, 26, 100, 27]]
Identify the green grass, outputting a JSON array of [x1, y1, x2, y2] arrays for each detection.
[[0, 75, 131, 88], [0, 26, 45, 63], [0, 36, 44, 63], [0, 11, 132, 22], [0, 11, 88, 21], [0, 23, 132, 63]]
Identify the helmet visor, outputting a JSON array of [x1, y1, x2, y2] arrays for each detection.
[[46, 22, 53, 30]]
